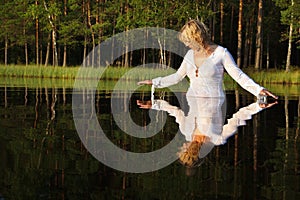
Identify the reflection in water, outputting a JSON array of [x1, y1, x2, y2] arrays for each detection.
[[0, 86, 299, 199], [138, 96, 277, 169]]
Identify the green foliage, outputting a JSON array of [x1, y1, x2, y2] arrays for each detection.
[[0, 0, 299, 67], [273, 0, 300, 42]]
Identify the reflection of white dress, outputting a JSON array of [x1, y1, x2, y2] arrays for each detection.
[[152, 46, 264, 97], [152, 97, 263, 145]]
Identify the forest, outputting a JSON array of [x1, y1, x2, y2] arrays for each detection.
[[0, 0, 299, 71]]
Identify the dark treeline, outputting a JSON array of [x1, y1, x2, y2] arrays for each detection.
[[0, 0, 299, 71]]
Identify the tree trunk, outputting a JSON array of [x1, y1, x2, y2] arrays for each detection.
[[211, 0, 216, 42], [237, 0, 243, 68], [35, 0, 39, 66], [229, 5, 235, 49], [220, 0, 224, 44], [243, 20, 251, 67], [248, 16, 254, 66], [266, 35, 270, 70], [96, 0, 104, 67], [63, 0, 67, 67], [255, 0, 263, 70], [286, 22, 293, 72], [286, 0, 295, 72], [87, 0, 95, 67], [4, 86, 7, 108], [45, 33, 51, 67], [82, 0, 87, 67], [52, 30, 58, 66], [43, 0, 58, 66], [124, 0, 129, 67], [5, 34, 8, 66], [23, 24, 28, 66]]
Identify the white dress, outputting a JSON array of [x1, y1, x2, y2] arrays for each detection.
[[152, 46, 264, 97]]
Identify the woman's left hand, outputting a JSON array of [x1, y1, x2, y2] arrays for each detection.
[[259, 101, 278, 108], [259, 89, 278, 99]]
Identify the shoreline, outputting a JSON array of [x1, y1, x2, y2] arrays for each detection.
[[0, 65, 299, 85]]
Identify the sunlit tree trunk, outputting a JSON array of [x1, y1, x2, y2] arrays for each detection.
[[96, 0, 104, 67], [237, 0, 243, 68], [63, 0, 67, 67], [286, 21, 293, 72], [211, 0, 216, 42], [83, 0, 87, 67], [124, 0, 129, 67], [220, 0, 224, 44], [23, 24, 28, 66], [87, 0, 95, 67], [43, 0, 58, 66], [255, 0, 263, 70], [157, 26, 164, 65], [45, 33, 51, 67]]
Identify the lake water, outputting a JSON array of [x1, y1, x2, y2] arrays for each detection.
[[0, 84, 299, 199]]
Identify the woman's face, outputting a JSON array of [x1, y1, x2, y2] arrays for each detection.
[[181, 31, 201, 51], [184, 40, 200, 51]]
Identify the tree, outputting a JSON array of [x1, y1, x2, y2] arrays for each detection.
[[254, 0, 263, 69], [237, 0, 243, 68], [273, 0, 300, 71]]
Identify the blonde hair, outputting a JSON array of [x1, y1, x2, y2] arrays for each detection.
[[178, 19, 211, 50], [178, 135, 207, 168]]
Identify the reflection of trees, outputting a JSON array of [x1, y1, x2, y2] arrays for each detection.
[[4, 85, 7, 108], [0, 87, 101, 199], [260, 95, 300, 200], [1, 88, 300, 199]]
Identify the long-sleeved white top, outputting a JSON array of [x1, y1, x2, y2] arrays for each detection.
[[152, 46, 264, 97]]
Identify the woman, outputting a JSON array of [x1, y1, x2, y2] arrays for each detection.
[[138, 19, 277, 99]]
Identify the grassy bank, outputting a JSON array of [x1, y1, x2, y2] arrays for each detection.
[[0, 64, 299, 84]]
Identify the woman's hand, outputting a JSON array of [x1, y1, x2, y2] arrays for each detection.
[[259, 101, 278, 108], [259, 89, 278, 99], [137, 80, 152, 85], [137, 100, 152, 109]]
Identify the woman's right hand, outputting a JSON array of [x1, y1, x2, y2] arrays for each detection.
[[137, 100, 152, 109], [137, 80, 152, 85]]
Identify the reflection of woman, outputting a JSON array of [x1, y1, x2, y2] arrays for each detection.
[[138, 19, 277, 99], [137, 97, 277, 168]]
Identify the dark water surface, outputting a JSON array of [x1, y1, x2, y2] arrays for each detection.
[[0, 86, 299, 200]]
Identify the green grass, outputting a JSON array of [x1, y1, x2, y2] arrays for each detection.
[[0, 64, 299, 84], [243, 68, 299, 85], [0, 65, 298, 96]]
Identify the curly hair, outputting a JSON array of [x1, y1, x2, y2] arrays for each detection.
[[178, 135, 208, 168], [178, 19, 211, 51]]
